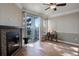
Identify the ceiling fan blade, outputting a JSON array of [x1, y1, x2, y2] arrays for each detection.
[[56, 3, 66, 6], [45, 7, 50, 10]]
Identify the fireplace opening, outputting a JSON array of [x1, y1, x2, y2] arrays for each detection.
[[0, 35, 1, 56], [6, 31, 20, 56]]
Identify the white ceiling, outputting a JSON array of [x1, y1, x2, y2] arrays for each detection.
[[18, 3, 79, 18]]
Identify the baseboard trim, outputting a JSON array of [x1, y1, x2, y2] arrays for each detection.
[[58, 40, 79, 47]]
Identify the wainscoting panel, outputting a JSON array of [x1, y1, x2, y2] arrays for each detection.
[[58, 32, 79, 44]]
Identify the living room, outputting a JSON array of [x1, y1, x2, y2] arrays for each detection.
[[0, 2, 79, 57]]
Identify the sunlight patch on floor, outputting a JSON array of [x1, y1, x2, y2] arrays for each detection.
[[72, 52, 78, 55], [47, 43, 53, 45], [62, 53, 72, 56], [54, 46, 62, 51], [70, 47, 78, 51], [27, 43, 34, 48]]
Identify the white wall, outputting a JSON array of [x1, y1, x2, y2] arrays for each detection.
[[0, 3, 22, 27], [48, 12, 79, 33]]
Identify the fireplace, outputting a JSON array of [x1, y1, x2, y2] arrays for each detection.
[[0, 32, 1, 56], [6, 31, 20, 56], [0, 25, 22, 56]]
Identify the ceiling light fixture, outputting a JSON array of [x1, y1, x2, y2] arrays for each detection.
[[50, 5, 56, 9]]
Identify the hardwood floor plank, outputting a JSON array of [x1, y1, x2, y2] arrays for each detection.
[[15, 41, 79, 56]]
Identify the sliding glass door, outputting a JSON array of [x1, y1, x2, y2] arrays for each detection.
[[25, 16, 40, 43]]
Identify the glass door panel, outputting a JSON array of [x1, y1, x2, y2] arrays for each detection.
[[26, 16, 40, 43]]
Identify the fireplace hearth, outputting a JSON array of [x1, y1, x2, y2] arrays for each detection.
[[0, 25, 22, 56]]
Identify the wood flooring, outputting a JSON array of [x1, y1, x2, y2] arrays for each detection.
[[15, 41, 79, 56]]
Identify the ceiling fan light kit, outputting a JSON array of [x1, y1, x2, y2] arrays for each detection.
[[43, 3, 66, 11], [50, 5, 56, 9]]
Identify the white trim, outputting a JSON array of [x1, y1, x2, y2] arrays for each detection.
[[59, 40, 79, 47], [57, 31, 79, 34], [25, 9, 48, 19], [15, 3, 79, 19], [49, 8, 79, 18]]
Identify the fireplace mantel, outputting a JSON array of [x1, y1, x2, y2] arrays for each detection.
[[0, 25, 22, 29]]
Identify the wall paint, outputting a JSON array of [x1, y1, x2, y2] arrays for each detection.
[[0, 3, 22, 27], [48, 12, 79, 33], [48, 12, 79, 44]]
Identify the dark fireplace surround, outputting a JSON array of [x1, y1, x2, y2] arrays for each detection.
[[0, 25, 22, 56]]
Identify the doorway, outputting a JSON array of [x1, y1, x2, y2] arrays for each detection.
[[26, 16, 40, 43]]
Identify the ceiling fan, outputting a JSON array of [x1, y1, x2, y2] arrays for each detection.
[[43, 3, 66, 11]]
